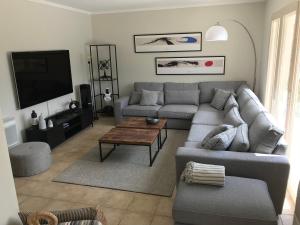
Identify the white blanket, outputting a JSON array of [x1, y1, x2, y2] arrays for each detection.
[[181, 161, 225, 186]]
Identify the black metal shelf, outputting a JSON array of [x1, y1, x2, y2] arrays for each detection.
[[88, 44, 119, 117]]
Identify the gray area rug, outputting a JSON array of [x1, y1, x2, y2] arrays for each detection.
[[53, 130, 187, 196]]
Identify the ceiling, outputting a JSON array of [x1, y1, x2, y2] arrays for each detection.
[[32, 0, 265, 14]]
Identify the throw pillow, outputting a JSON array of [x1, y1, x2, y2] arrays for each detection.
[[224, 95, 239, 114], [129, 91, 141, 105], [139, 89, 159, 106], [201, 124, 237, 150], [249, 112, 284, 154], [224, 107, 246, 127], [210, 88, 233, 110], [229, 123, 250, 152]]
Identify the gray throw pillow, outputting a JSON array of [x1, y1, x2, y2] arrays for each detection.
[[140, 89, 159, 106], [224, 95, 239, 114], [129, 91, 141, 105], [249, 112, 284, 154], [224, 107, 245, 127], [210, 89, 233, 110], [229, 123, 250, 152], [201, 124, 237, 150]]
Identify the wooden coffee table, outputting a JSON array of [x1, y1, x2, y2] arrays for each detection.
[[99, 128, 160, 166], [116, 117, 168, 149]]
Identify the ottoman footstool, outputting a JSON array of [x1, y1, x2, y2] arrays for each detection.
[[173, 176, 277, 225], [9, 142, 52, 177]]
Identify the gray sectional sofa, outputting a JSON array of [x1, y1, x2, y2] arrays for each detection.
[[114, 81, 290, 225]]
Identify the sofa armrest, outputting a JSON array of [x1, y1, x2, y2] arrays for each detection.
[[176, 147, 290, 215], [114, 96, 129, 124]]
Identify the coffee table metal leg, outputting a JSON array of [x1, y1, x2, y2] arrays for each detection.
[[99, 141, 103, 162], [99, 142, 116, 162], [159, 125, 168, 149], [149, 136, 160, 167]]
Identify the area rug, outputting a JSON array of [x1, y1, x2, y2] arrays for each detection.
[[53, 130, 187, 196]]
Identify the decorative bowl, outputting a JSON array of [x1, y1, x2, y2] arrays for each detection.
[[146, 117, 160, 125]]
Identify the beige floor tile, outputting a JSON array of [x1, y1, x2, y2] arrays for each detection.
[[103, 191, 134, 209], [102, 207, 126, 225], [80, 187, 113, 206], [128, 194, 160, 214], [20, 196, 51, 211], [151, 216, 173, 225], [155, 198, 173, 217], [17, 194, 30, 204], [119, 212, 153, 225]]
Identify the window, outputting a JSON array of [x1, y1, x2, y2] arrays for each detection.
[[265, 2, 299, 200]]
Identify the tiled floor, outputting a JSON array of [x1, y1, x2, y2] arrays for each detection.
[[14, 118, 295, 225]]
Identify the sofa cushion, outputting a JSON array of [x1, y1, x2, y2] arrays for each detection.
[[198, 103, 220, 112], [187, 124, 217, 142], [139, 90, 159, 106], [129, 91, 164, 105], [210, 89, 233, 110], [173, 176, 277, 225], [184, 141, 203, 148], [201, 125, 237, 150], [240, 99, 265, 125], [249, 112, 284, 154], [224, 95, 239, 114], [236, 84, 250, 96], [134, 82, 164, 92], [224, 107, 245, 127], [165, 90, 200, 105], [229, 123, 250, 152], [192, 110, 224, 126], [164, 82, 199, 91], [129, 91, 141, 105], [158, 105, 198, 119], [199, 81, 246, 103], [237, 88, 260, 108], [123, 105, 161, 117]]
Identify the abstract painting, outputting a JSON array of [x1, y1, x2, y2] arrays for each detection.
[[134, 32, 202, 53], [155, 56, 225, 75]]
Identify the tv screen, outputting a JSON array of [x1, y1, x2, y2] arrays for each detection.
[[11, 50, 73, 109]]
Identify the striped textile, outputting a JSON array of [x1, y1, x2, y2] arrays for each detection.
[[59, 220, 101, 225], [19, 207, 106, 225], [181, 161, 225, 186]]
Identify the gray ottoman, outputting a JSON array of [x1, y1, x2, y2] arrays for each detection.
[[173, 176, 277, 225], [9, 142, 52, 177]]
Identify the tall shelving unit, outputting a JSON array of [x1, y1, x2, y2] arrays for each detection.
[[88, 44, 119, 118]]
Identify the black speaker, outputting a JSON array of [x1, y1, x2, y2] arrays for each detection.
[[79, 84, 92, 109]]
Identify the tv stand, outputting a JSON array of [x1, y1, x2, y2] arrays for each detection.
[[25, 108, 93, 149]]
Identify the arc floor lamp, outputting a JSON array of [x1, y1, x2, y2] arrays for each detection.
[[205, 20, 257, 92]]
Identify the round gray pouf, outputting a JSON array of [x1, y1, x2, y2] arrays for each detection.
[[9, 142, 52, 177]]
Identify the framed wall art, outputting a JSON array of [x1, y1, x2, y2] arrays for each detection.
[[134, 32, 202, 53], [155, 56, 225, 75]]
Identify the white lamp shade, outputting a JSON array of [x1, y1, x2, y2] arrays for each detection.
[[205, 25, 229, 41]]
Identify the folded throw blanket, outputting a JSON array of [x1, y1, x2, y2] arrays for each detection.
[[181, 161, 225, 186]]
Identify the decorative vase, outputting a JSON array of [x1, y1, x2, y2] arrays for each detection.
[[38, 114, 47, 130], [31, 110, 38, 126], [47, 119, 54, 128]]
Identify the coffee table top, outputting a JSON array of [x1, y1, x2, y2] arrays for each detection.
[[99, 128, 159, 145], [117, 117, 167, 130]]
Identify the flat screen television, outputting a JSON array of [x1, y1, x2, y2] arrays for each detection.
[[11, 50, 73, 109]]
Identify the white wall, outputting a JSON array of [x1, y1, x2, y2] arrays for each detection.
[[0, 0, 92, 142], [0, 110, 20, 225], [91, 2, 265, 96], [259, 0, 297, 100]]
